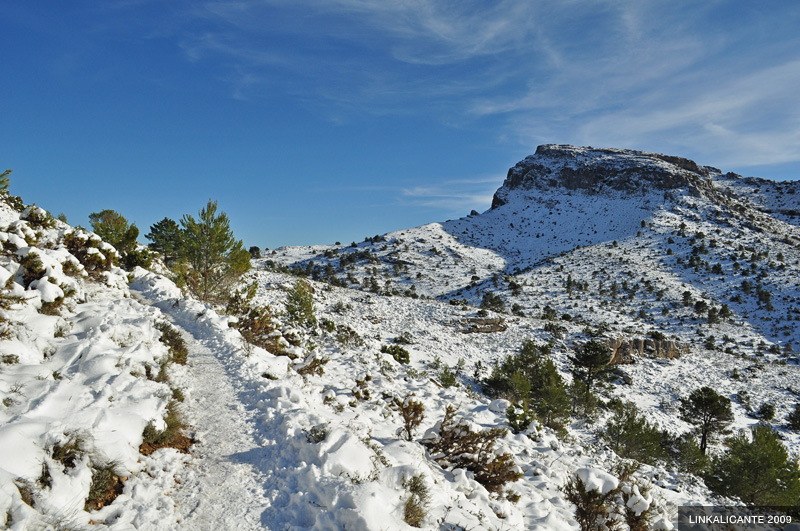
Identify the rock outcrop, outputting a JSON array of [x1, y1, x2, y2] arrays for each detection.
[[460, 316, 508, 334], [606, 337, 688, 364], [492, 145, 725, 208]]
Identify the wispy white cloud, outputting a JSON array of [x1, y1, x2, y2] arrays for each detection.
[[400, 176, 505, 212], [173, 0, 800, 168]]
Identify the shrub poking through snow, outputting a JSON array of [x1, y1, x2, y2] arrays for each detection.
[[285, 279, 316, 328], [601, 400, 666, 464], [85, 465, 125, 511], [50, 435, 83, 472], [155, 321, 188, 365], [422, 405, 522, 493], [295, 354, 329, 377], [335, 323, 364, 348], [562, 469, 620, 531], [305, 424, 329, 444], [140, 400, 192, 456], [19, 252, 46, 288], [484, 341, 570, 432], [381, 344, 410, 364], [391, 394, 425, 441], [402, 474, 430, 527], [788, 403, 800, 430], [62, 230, 117, 275]]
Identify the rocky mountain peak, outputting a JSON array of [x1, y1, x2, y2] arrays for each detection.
[[492, 144, 722, 208]]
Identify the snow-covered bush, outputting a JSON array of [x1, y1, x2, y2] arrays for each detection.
[[380, 343, 409, 364], [285, 279, 316, 328], [390, 394, 425, 441], [402, 473, 429, 527], [422, 405, 522, 493]]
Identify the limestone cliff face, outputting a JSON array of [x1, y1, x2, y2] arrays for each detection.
[[492, 145, 724, 208], [605, 337, 689, 364]]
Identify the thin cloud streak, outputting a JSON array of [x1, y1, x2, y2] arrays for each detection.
[[176, 0, 800, 168], [401, 175, 505, 213]]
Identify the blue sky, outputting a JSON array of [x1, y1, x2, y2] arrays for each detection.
[[2, 1, 799, 248]]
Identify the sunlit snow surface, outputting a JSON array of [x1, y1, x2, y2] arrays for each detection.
[[2, 149, 798, 529]]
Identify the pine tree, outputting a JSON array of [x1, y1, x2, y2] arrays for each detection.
[[0, 169, 11, 193], [679, 386, 733, 455], [602, 401, 665, 464], [569, 340, 613, 392], [285, 279, 316, 328], [146, 217, 183, 263], [706, 423, 800, 505], [89, 209, 139, 256], [180, 200, 250, 302], [787, 404, 800, 431]]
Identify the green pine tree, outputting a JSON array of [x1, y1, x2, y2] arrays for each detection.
[[146, 217, 184, 263], [569, 340, 613, 392], [679, 386, 733, 455], [602, 400, 665, 464], [180, 200, 250, 302], [0, 169, 11, 193], [706, 423, 800, 505], [89, 209, 139, 256]]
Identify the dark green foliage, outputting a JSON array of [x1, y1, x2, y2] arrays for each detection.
[[562, 474, 617, 531], [705, 423, 800, 505], [480, 292, 506, 313], [570, 380, 599, 421], [670, 434, 710, 475], [180, 200, 250, 302], [0, 169, 10, 193], [569, 340, 614, 392], [422, 405, 522, 493], [123, 248, 152, 270], [285, 279, 316, 328], [506, 404, 537, 434], [602, 400, 665, 464], [19, 252, 45, 288], [89, 209, 139, 257], [484, 340, 570, 431], [788, 404, 800, 430], [679, 386, 734, 455], [756, 402, 775, 421], [248, 246, 261, 259], [145, 217, 183, 263], [381, 344, 410, 364], [63, 232, 117, 275]]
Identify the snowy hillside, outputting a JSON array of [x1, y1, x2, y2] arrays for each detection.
[[2, 145, 799, 529]]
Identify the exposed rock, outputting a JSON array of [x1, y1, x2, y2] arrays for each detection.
[[606, 337, 688, 364], [612, 367, 633, 385], [492, 144, 725, 208], [460, 316, 508, 334]]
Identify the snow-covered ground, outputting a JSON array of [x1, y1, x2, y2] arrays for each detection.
[[1, 146, 798, 529]]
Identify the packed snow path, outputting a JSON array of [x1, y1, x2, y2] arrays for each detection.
[[170, 327, 272, 530]]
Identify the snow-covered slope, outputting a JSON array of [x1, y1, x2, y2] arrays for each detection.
[[3, 145, 798, 530]]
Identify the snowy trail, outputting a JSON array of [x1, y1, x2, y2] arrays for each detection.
[[170, 328, 272, 530]]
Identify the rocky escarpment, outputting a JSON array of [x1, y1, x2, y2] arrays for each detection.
[[492, 145, 727, 208], [606, 337, 689, 364]]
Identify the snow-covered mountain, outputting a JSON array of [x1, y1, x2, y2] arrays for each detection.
[[2, 145, 798, 529]]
